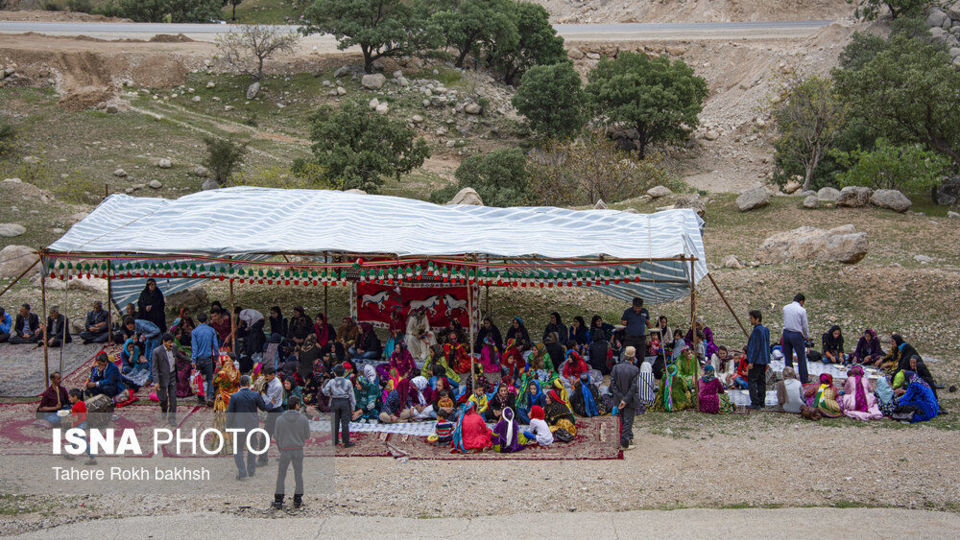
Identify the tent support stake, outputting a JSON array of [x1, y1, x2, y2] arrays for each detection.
[[707, 272, 749, 340], [689, 257, 699, 408], [468, 267, 475, 393], [41, 254, 49, 386]]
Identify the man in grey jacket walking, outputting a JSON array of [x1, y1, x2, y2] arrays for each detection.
[[273, 395, 310, 510], [322, 364, 356, 448], [610, 346, 641, 451]]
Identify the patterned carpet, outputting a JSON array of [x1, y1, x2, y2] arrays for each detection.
[[0, 342, 107, 397]]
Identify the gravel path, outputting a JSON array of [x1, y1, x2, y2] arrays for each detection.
[[2, 415, 958, 535], [12, 508, 960, 539]]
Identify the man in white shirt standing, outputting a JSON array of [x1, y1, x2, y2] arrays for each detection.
[[258, 365, 283, 466], [781, 293, 810, 384]]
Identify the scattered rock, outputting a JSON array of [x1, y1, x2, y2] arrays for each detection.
[[0, 245, 39, 278], [837, 186, 872, 208], [206, 81, 216, 89], [411, 114, 423, 124], [368, 98, 380, 109], [674, 194, 706, 217], [703, 130, 719, 141], [224, 105, 234, 111], [447, 187, 483, 206], [736, 184, 771, 212], [361, 73, 387, 89], [802, 195, 819, 209], [113, 168, 127, 178], [191, 165, 210, 178], [647, 185, 673, 199], [344, 188, 367, 194], [927, 8, 949, 29], [913, 254, 935, 264], [3, 177, 21, 183], [721, 255, 743, 269], [585, 52, 601, 60], [148, 180, 162, 189], [157, 158, 172, 169], [757, 225, 869, 265], [191, 96, 201, 103], [782, 180, 802, 194], [594, 199, 607, 210], [245, 81, 260, 100], [932, 177, 960, 206], [869, 189, 912, 213], [105, 103, 119, 114], [392, 70, 403, 79], [817, 187, 840, 203], [23, 156, 39, 164], [375, 103, 389, 114], [396, 77, 409, 87], [201, 178, 219, 191], [337, 86, 347, 96], [948, 211, 960, 219], [0, 223, 26, 237], [464, 103, 482, 115]]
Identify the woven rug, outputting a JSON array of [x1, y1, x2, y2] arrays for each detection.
[[383, 415, 623, 460], [0, 401, 181, 457], [0, 342, 108, 397]]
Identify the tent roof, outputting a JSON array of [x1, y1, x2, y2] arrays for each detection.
[[46, 187, 708, 305]]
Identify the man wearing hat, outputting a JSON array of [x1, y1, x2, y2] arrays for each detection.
[[609, 345, 641, 450]]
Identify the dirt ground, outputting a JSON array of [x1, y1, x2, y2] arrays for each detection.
[[1, 411, 958, 535], [536, 0, 856, 24]]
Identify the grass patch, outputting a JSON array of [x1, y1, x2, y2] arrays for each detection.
[[221, 0, 304, 24], [0, 494, 38, 516]]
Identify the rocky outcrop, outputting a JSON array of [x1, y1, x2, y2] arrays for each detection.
[[837, 186, 872, 208], [0, 245, 39, 278], [166, 287, 209, 315], [647, 185, 672, 199], [817, 187, 840, 203], [802, 195, 819, 209], [870, 189, 912, 213], [674, 194, 706, 217], [757, 225, 869, 265], [925, 3, 960, 64], [447, 187, 483, 206]]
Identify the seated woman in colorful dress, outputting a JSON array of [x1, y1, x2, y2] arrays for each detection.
[[570, 373, 603, 417], [443, 331, 472, 374], [651, 363, 694, 412], [544, 389, 577, 436], [561, 350, 590, 384], [522, 405, 554, 446], [514, 379, 546, 424], [505, 316, 532, 349], [451, 401, 492, 453], [526, 345, 558, 386], [711, 345, 736, 388], [484, 382, 516, 422], [804, 373, 842, 417], [852, 329, 884, 366], [381, 342, 417, 380], [840, 365, 882, 420], [407, 376, 435, 421], [378, 378, 414, 423], [879, 333, 916, 374], [874, 376, 897, 417], [698, 364, 733, 414], [892, 371, 939, 423], [776, 366, 805, 413], [676, 347, 698, 380], [893, 355, 939, 401], [491, 407, 524, 453], [352, 370, 380, 421], [421, 344, 461, 385], [821, 325, 848, 364], [119, 338, 150, 388], [500, 339, 522, 381], [281, 377, 302, 410], [477, 335, 501, 379]]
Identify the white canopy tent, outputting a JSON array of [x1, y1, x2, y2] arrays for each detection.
[[36, 187, 719, 383]]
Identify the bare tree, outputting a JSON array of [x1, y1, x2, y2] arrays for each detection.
[[216, 24, 300, 82]]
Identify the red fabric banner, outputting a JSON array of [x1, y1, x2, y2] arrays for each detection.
[[353, 282, 474, 328]]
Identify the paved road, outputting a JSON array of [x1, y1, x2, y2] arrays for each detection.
[[11, 507, 960, 539], [0, 20, 835, 42]]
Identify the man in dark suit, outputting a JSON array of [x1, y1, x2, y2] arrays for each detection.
[[151, 333, 187, 425], [9, 303, 41, 344], [39, 305, 71, 348], [227, 375, 268, 480]]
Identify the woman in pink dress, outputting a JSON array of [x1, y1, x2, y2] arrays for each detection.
[[841, 365, 882, 420]]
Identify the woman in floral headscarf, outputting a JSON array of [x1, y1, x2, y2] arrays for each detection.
[[212, 354, 240, 453], [652, 363, 693, 412], [514, 378, 546, 424], [544, 389, 577, 436], [841, 365, 882, 420], [698, 364, 733, 414]]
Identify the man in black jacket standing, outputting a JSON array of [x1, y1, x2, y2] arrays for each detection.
[[227, 375, 268, 480], [273, 395, 310, 510], [151, 333, 187, 425], [610, 346, 641, 451]]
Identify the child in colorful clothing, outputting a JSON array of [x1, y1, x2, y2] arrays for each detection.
[[67, 388, 96, 465], [433, 410, 455, 445]]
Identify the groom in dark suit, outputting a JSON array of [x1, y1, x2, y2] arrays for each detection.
[[227, 375, 268, 480], [151, 333, 187, 425]]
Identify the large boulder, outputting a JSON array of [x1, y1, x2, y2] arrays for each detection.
[[802, 195, 819, 209], [817, 187, 840, 203], [782, 180, 802, 194], [932, 177, 960, 206], [757, 225, 869, 265], [870, 189, 912, 213], [674, 194, 706, 216], [736, 184, 771, 212], [245, 81, 260, 100], [927, 8, 949, 28], [201, 178, 219, 191], [447, 187, 483, 206], [166, 287, 209, 315], [647, 185, 673, 199], [0, 223, 26, 237], [837, 186, 873, 208], [0, 245, 39, 278], [361, 73, 386, 90]]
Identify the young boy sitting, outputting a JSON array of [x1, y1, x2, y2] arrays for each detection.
[[432, 410, 455, 446], [68, 388, 96, 465]]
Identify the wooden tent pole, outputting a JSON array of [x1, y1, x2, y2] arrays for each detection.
[[41, 258, 49, 385], [106, 261, 112, 344], [59, 283, 67, 374], [707, 273, 749, 340], [229, 271, 237, 353], [323, 251, 329, 317], [467, 269, 475, 393], [689, 257, 699, 408], [0, 258, 39, 300]]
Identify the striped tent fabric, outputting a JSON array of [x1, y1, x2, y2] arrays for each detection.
[[46, 187, 708, 305]]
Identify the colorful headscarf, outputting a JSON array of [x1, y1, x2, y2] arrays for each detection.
[[579, 373, 599, 417], [663, 363, 678, 411], [451, 401, 475, 453], [529, 404, 544, 420], [848, 365, 867, 412], [548, 389, 566, 406], [700, 363, 716, 383]]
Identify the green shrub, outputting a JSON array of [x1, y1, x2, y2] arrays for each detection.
[[833, 138, 950, 192], [66, 0, 94, 13], [513, 62, 587, 140], [0, 122, 16, 157], [432, 147, 529, 207], [202, 136, 246, 185]]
